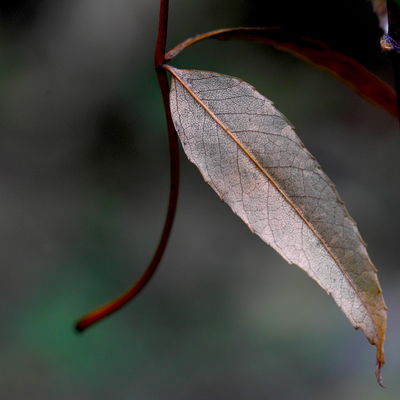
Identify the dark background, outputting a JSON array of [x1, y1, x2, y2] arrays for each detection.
[[0, 1, 399, 399]]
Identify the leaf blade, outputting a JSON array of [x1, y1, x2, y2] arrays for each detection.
[[167, 66, 387, 375]]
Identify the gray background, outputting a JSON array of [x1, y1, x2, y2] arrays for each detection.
[[0, 0, 399, 399]]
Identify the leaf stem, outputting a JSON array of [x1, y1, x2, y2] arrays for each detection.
[[75, 0, 179, 332]]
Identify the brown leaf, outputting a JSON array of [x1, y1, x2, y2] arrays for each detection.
[[166, 65, 387, 380], [166, 27, 397, 118]]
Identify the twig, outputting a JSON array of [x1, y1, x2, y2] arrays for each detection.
[[75, 0, 180, 332]]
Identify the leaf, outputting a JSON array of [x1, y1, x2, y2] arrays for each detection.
[[166, 65, 387, 380], [166, 27, 397, 118]]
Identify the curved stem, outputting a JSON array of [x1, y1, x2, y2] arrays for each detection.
[[75, 0, 179, 332]]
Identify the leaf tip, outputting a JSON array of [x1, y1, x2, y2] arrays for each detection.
[[374, 341, 386, 388], [375, 359, 385, 388]]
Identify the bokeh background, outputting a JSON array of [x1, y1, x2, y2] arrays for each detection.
[[0, 0, 400, 399]]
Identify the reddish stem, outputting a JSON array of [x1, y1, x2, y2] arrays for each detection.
[[75, 0, 179, 332], [155, 0, 169, 67]]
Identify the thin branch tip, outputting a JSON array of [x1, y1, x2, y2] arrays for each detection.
[[74, 321, 86, 333]]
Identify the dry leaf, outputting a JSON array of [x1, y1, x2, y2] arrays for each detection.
[[166, 65, 387, 380]]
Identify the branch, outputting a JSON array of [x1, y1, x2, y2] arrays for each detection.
[[75, 0, 180, 332]]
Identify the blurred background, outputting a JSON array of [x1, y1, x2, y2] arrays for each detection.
[[0, 0, 399, 399]]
